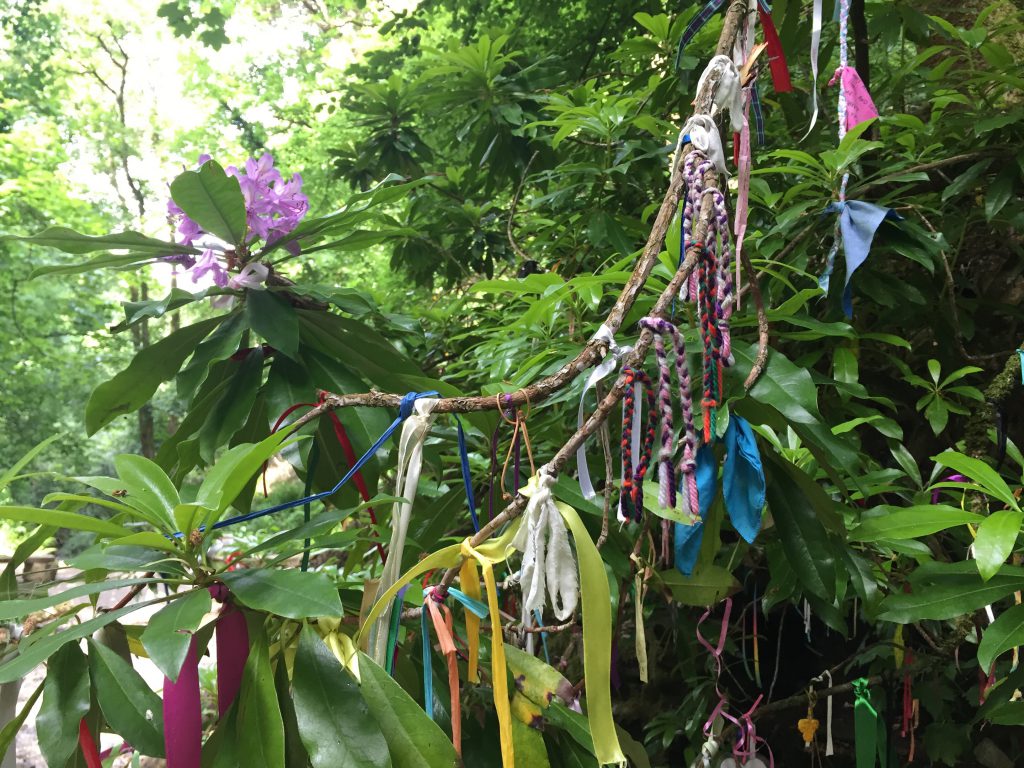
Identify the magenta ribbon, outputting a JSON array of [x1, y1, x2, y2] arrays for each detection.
[[828, 66, 878, 130], [214, 589, 249, 716], [162, 586, 250, 768], [162, 639, 202, 768]]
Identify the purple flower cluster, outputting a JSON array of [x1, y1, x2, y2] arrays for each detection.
[[166, 153, 309, 289]]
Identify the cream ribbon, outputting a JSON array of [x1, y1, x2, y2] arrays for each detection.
[[370, 397, 439, 665]]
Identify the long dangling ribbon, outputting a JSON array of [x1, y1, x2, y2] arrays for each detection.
[[77, 720, 103, 768], [757, 5, 792, 93], [802, 0, 824, 138], [577, 324, 632, 500], [675, 0, 729, 71], [454, 415, 481, 532], [423, 589, 462, 755], [212, 586, 248, 717], [371, 397, 440, 665]]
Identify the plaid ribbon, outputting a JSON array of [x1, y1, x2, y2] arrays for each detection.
[[674, 0, 728, 71]]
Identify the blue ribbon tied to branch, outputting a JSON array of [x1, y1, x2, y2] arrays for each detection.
[[818, 200, 903, 318]]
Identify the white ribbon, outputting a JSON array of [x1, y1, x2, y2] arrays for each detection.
[[577, 324, 632, 500], [695, 54, 744, 134], [512, 471, 579, 623], [370, 397, 439, 665], [813, 669, 835, 756], [680, 115, 728, 176], [802, 0, 824, 140]]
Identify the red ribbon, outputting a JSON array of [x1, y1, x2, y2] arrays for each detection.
[[77, 719, 102, 768], [758, 7, 792, 93]]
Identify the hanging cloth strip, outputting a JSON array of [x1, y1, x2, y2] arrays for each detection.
[[618, 367, 657, 522], [637, 317, 700, 520], [675, 415, 766, 575], [510, 469, 579, 625], [577, 324, 633, 500], [371, 397, 440, 666]]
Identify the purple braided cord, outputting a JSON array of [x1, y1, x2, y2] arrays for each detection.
[[639, 318, 677, 509]]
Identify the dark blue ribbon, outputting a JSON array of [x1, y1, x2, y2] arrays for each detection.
[[173, 390, 439, 537], [750, 83, 766, 145], [454, 415, 481, 532]]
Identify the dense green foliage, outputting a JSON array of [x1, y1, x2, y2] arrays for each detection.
[[1, 0, 1023, 766]]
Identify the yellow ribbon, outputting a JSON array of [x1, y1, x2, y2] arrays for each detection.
[[462, 538, 515, 768], [459, 557, 482, 683]]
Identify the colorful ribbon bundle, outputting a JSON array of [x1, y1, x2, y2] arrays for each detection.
[[679, 149, 736, 443]]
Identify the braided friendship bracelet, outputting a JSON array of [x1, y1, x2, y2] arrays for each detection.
[[637, 317, 701, 521], [679, 149, 736, 443], [619, 367, 656, 523]]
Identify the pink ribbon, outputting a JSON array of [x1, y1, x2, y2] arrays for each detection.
[[829, 66, 878, 131], [162, 640, 202, 768], [733, 92, 753, 312]]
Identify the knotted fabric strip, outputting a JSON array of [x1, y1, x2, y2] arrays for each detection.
[[511, 471, 579, 624], [371, 397, 439, 666], [695, 55, 744, 134], [577, 324, 633, 500]]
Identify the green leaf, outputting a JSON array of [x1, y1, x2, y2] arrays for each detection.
[[88, 640, 165, 756], [974, 510, 1023, 581], [356, 652, 459, 768], [878, 568, 1024, 622], [237, 619, 285, 768], [764, 458, 837, 600], [0, 577, 159, 620], [36, 643, 91, 767], [0, 678, 42, 756], [978, 603, 1024, 671], [193, 430, 306, 526], [220, 569, 343, 619], [933, 451, 1020, 511], [247, 290, 300, 360], [293, 629, 390, 768], [985, 168, 1015, 220], [657, 565, 739, 606], [849, 505, 983, 541], [198, 346, 265, 463], [169, 160, 247, 245], [86, 316, 225, 434], [5, 226, 194, 255], [141, 589, 212, 681], [113, 454, 180, 531], [0, 433, 62, 491], [0, 598, 153, 684], [176, 310, 248, 401], [0, 506, 133, 538], [116, 287, 214, 330]]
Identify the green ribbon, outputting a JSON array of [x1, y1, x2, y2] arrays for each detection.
[[853, 678, 888, 768]]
